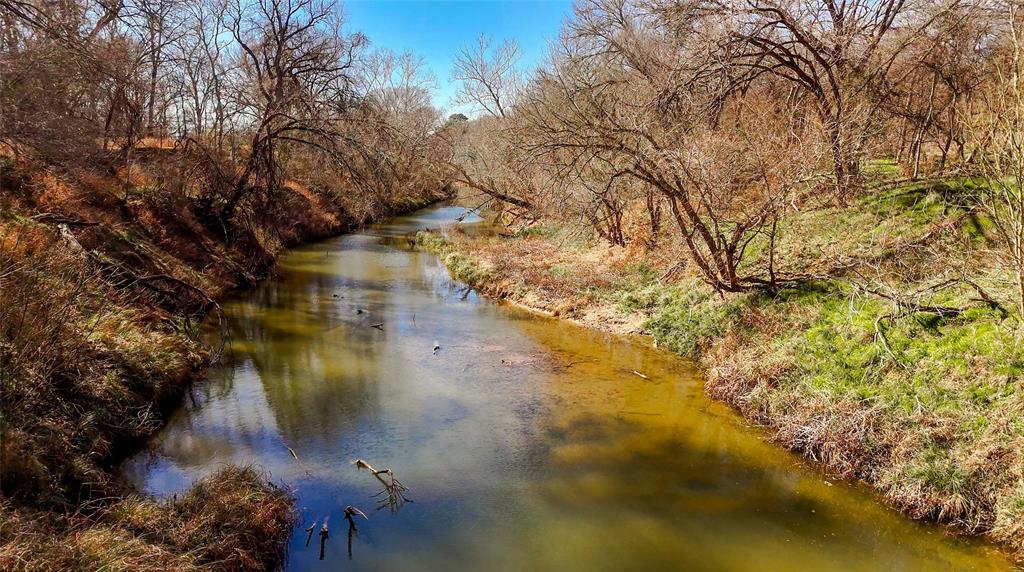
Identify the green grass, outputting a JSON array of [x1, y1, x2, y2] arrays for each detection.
[[514, 224, 558, 238], [614, 275, 747, 357], [783, 285, 1021, 411], [758, 179, 996, 277], [426, 178, 1024, 554], [624, 271, 1022, 413], [544, 264, 573, 279], [906, 442, 972, 495], [862, 157, 902, 177], [416, 231, 495, 287]]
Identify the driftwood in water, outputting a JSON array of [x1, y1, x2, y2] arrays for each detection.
[[307, 506, 366, 560], [348, 524, 355, 560], [319, 521, 329, 560], [304, 520, 318, 547], [343, 505, 368, 531], [353, 459, 412, 511], [344, 505, 367, 560], [285, 444, 315, 477]]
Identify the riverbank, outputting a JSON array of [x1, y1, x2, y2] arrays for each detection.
[[1, 466, 296, 570], [0, 151, 444, 569], [417, 181, 1024, 561]]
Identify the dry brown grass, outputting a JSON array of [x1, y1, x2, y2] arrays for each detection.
[[0, 215, 202, 503], [0, 466, 296, 572], [1, 150, 441, 566], [426, 228, 643, 331]]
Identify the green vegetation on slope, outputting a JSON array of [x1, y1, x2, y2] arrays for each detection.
[[417, 230, 496, 288], [423, 180, 1024, 558]]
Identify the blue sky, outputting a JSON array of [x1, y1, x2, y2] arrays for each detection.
[[344, 0, 574, 114]]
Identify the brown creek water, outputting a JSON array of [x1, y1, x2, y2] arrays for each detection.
[[121, 204, 1017, 571]]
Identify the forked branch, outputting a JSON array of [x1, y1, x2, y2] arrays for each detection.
[[353, 459, 412, 511]]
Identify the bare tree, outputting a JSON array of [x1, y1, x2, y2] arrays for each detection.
[[452, 33, 521, 118], [212, 0, 365, 233], [348, 48, 448, 214], [883, 3, 989, 176], [448, 35, 538, 211], [965, 1, 1024, 318], [512, 1, 824, 291], [688, 0, 956, 199]]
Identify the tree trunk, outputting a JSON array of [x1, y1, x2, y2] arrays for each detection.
[[912, 73, 939, 179], [831, 135, 850, 201], [1017, 267, 1024, 323]]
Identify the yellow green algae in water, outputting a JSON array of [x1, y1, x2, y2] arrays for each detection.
[[121, 205, 1018, 571]]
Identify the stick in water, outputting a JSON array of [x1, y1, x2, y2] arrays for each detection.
[[319, 520, 329, 560], [305, 519, 319, 547], [344, 504, 367, 559]]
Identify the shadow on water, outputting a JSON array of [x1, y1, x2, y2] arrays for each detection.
[[121, 205, 1018, 571]]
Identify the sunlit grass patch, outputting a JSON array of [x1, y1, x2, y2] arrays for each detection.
[[0, 466, 296, 571], [417, 229, 622, 316], [862, 157, 901, 178]]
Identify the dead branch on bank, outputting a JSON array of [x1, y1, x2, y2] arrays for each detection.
[[31, 212, 100, 227], [851, 274, 1010, 367]]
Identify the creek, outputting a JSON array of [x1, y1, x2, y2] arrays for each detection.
[[122, 204, 1015, 571]]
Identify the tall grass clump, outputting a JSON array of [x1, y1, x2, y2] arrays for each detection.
[[0, 466, 297, 571], [0, 219, 201, 503]]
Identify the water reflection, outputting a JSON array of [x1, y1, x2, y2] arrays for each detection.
[[121, 205, 1016, 571]]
